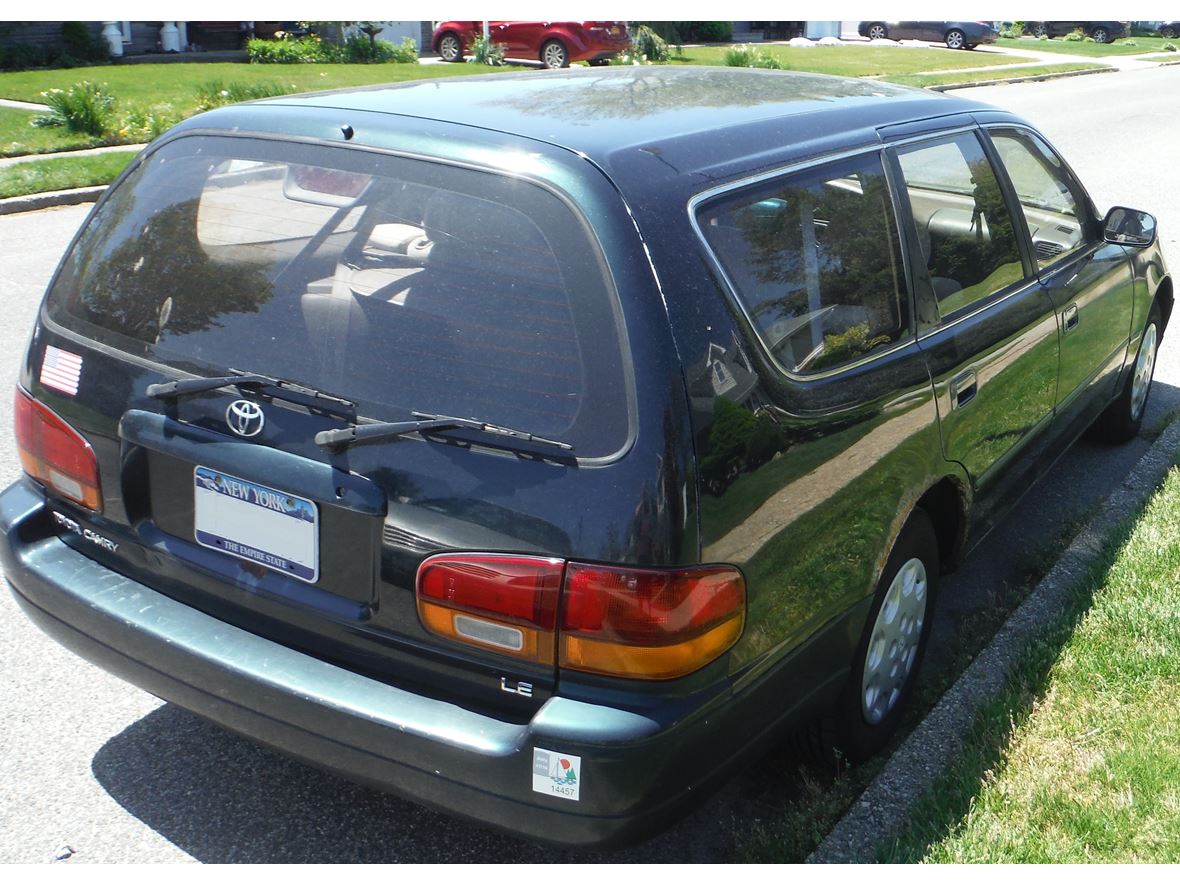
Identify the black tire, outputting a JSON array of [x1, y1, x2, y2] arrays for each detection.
[[588, 57, 611, 66], [437, 32, 463, 62], [1091, 27, 1111, 44], [1030, 22, 1049, 38], [867, 22, 889, 41], [1089, 304, 1161, 443], [945, 29, 967, 50], [541, 39, 569, 69], [1162, 26, 1178, 39], [827, 508, 939, 763]]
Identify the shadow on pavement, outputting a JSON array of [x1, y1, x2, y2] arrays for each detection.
[[90, 703, 732, 862]]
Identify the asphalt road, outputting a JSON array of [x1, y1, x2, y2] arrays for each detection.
[[1, 65, 1179, 863]]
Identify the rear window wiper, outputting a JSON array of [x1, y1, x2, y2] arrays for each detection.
[[146, 369, 355, 411], [314, 411, 574, 453]]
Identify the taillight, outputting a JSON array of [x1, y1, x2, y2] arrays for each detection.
[[560, 564, 745, 679], [415, 554, 745, 679], [417, 554, 563, 664], [14, 387, 102, 511]]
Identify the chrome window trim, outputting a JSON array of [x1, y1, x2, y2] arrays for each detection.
[[916, 275, 1045, 342], [686, 144, 918, 382]]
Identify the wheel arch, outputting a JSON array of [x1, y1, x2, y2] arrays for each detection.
[[915, 475, 971, 573], [1155, 276, 1174, 337]]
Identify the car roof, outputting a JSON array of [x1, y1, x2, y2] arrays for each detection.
[[178, 66, 1008, 215]]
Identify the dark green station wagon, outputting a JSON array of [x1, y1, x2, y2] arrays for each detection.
[[1, 67, 1169, 847]]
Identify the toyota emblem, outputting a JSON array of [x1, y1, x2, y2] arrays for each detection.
[[226, 399, 265, 437]]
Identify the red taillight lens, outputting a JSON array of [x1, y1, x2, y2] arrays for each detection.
[[415, 554, 746, 679], [416, 554, 563, 664], [560, 564, 745, 679], [14, 387, 102, 511]]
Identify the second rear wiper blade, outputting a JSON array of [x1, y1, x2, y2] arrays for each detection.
[[315, 412, 574, 453], [147, 370, 355, 410]]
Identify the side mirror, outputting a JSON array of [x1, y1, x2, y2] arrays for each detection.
[[1103, 206, 1157, 248]]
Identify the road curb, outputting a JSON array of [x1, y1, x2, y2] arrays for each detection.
[[808, 413, 1180, 863], [0, 186, 105, 216], [929, 64, 1114, 90]]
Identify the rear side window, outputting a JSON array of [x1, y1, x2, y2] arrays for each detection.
[[696, 153, 909, 375], [45, 135, 629, 456]]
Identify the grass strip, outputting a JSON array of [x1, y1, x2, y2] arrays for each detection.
[[0, 107, 106, 158], [0, 151, 133, 199], [883, 464, 1180, 862], [0, 61, 519, 110], [996, 35, 1178, 56], [883, 62, 1104, 88], [673, 44, 1034, 76]]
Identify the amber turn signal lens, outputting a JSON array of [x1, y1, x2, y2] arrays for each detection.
[[14, 387, 102, 511], [558, 563, 746, 680]]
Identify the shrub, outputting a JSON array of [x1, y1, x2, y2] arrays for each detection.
[[33, 82, 115, 136], [630, 24, 670, 62], [246, 35, 324, 63], [388, 36, 420, 63], [999, 21, 1025, 39], [1063, 29, 1085, 42], [61, 21, 109, 63], [688, 21, 733, 42], [466, 34, 506, 66], [116, 105, 180, 142], [1123, 39, 1137, 46], [1165, 42, 1178, 51], [194, 79, 298, 111], [722, 44, 784, 69]]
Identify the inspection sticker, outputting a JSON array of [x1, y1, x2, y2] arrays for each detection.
[[532, 748, 581, 801]]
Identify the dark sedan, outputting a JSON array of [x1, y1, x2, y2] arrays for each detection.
[[859, 20, 999, 49], [1025, 21, 1125, 42]]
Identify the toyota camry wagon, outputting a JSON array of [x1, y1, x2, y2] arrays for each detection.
[[2, 67, 1169, 848]]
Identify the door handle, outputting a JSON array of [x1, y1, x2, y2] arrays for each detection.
[[1063, 303, 1079, 333], [950, 370, 977, 410]]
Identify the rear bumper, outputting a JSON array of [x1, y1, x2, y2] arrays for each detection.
[[0, 479, 745, 848]]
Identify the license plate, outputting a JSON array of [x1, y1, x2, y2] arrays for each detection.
[[193, 466, 319, 583]]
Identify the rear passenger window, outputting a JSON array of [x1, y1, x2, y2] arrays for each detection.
[[697, 154, 909, 374], [896, 132, 1025, 317]]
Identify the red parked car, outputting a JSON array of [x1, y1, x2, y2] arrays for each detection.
[[432, 21, 630, 68]]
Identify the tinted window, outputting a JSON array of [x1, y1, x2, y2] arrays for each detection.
[[46, 136, 629, 456], [897, 132, 1025, 317], [990, 129, 1094, 268], [697, 153, 909, 374]]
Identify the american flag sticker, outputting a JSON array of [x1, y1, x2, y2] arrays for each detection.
[[40, 345, 84, 396]]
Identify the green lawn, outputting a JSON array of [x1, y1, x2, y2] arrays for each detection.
[[885, 465, 1180, 862], [674, 44, 1034, 76], [0, 61, 515, 112], [883, 62, 1105, 89], [0, 151, 134, 199], [0, 107, 107, 157], [996, 35, 1178, 56]]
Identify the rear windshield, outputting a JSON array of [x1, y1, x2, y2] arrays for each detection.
[[46, 135, 629, 456]]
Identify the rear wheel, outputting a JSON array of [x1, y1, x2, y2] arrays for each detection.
[[1030, 22, 1049, 37], [541, 39, 569, 69], [1091, 26, 1111, 44], [945, 29, 967, 49], [437, 32, 463, 62], [867, 23, 889, 40], [829, 509, 938, 762], [1090, 304, 1160, 442]]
